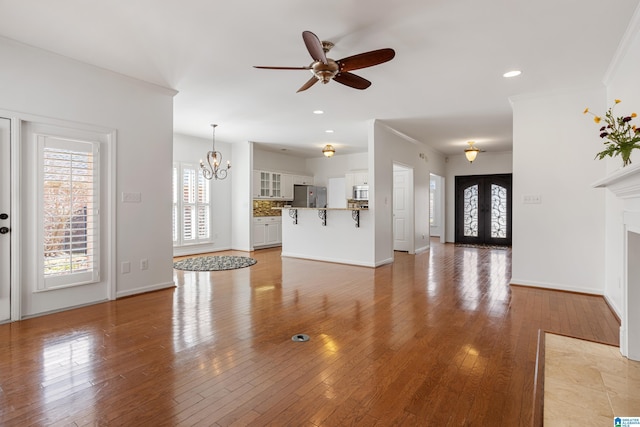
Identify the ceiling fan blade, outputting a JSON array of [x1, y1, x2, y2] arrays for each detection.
[[302, 31, 327, 64], [253, 66, 311, 70], [338, 48, 395, 72], [296, 76, 320, 93], [333, 72, 371, 90]]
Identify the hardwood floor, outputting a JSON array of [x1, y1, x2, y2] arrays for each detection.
[[0, 240, 619, 426]]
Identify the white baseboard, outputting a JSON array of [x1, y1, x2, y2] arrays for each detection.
[[116, 281, 175, 298], [173, 245, 231, 257], [510, 278, 603, 295], [281, 251, 376, 268], [604, 293, 622, 319]]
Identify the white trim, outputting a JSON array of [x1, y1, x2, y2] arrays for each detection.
[[10, 118, 21, 321], [116, 281, 175, 298], [510, 279, 603, 295], [603, 1, 640, 85], [281, 252, 377, 268], [108, 130, 117, 301]]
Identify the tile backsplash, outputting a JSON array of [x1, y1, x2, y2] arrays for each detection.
[[253, 199, 289, 217]]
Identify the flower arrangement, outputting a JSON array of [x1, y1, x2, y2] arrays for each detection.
[[584, 99, 640, 167]]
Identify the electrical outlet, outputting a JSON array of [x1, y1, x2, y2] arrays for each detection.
[[121, 261, 131, 274], [140, 259, 148, 270]]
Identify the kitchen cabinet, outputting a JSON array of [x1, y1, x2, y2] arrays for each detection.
[[345, 171, 368, 197], [282, 174, 294, 200], [253, 170, 308, 200], [293, 175, 314, 185], [256, 171, 283, 199], [253, 216, 281, 247]]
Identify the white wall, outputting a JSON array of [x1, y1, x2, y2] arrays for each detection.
[[603, 8, 640, 316], [173, 133, 232, 255], [253, 147, 309, 175], [306, 152, 369, 187], [371, 120, 446, 264], [444, 151, 513, 242], [0, 36, 176, 298], [511, 88, 607, 294], [232, 142, 253, 251]]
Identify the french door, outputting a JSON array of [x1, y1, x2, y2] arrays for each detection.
[[455, 174, 512, 246], [0, 118, 11, 322]]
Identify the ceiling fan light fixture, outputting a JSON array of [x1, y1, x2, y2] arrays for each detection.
[[322, 144, 335, 158], [464, 141, 480, 163]]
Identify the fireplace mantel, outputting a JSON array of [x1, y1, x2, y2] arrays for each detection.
[[593, 161, 640, 361], [592, 162, 640, 198]]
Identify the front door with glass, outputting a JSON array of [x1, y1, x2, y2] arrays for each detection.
[[455, 174, 512, 246]]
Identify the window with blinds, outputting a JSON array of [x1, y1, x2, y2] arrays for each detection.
[[172, 162, 211, 246], [39, 135, 100, 290]]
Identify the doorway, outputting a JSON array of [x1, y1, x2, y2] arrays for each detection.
[[455, 174, 512, 245], [393, 164, 414, 253], [0, 118, 10, 322]]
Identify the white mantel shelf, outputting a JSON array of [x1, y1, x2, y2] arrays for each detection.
[[592, 162, 640, 198]]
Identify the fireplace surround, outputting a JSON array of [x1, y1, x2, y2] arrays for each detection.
[[594, 163, 640, 361]]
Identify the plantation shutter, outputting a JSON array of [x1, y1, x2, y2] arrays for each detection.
[[39, 135, 100, 290], [177, 163, 211, 245]]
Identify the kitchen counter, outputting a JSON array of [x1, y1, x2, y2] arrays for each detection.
[[276, 207, 375, 267]]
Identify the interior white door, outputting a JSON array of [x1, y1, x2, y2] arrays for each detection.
[[0, 118, 10, 322], [393, 168, 412, 252]]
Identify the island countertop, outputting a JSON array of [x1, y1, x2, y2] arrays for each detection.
[[271, 207, 368, 211]]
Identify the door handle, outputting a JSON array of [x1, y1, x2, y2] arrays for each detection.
[[0, 227, 9, 234]]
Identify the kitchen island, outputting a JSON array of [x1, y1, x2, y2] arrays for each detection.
[[276, 207, 376, 267]]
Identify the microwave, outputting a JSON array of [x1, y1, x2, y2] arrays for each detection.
[[353, 185, 369, 201]]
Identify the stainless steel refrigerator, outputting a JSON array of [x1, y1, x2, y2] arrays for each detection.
[[292, 185, 327, 208]]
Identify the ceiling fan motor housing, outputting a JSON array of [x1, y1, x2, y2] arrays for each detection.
[[312, 59, 339, 84]]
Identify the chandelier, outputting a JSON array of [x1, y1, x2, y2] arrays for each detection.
[[200, 124, 230, 180]]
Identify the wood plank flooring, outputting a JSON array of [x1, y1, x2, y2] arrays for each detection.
[[0, 240, 620, 426]]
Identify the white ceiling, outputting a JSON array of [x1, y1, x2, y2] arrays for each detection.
[[1, 0, 638, 158]]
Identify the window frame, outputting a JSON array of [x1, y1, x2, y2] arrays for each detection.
[[172, 161, 213, 247], [37, 134, 100, 291]]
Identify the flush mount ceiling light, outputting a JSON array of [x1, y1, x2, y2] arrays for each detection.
[[503, 70, 522, 78], [313, 110, 324, 114], [325, 129, 334, 133], [200, 124, 231, 180], [464, 141, 480, 163], [322, 144, 335, 158]]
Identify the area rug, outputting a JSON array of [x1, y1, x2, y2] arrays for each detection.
[[173, 255, 257, 271]]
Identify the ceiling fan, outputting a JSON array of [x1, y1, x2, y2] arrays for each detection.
[[254, 31, 395, 93]]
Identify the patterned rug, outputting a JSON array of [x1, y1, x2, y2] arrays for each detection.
[[173, 255, 257, 271]]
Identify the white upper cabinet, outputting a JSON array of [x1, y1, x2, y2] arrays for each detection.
[[253, 170, 304, 200], [282, 174, 294, 200], [345, 170, 368, 197], [293, 175, 314, 185]]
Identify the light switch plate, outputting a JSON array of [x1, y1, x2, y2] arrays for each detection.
[[523, 194, 542, 204], [122, 192, 141, 203]]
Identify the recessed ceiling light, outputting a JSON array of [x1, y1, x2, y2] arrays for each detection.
[[313, 110, 324, 115], [503, 70, 522, 78], [325, 129, 334, 133]]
